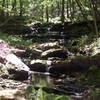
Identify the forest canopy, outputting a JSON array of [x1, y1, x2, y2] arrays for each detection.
[[0, 0, 100, 23]]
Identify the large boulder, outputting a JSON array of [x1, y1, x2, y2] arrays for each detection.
[[0, 40, 30, 80], [0, 54, 30, 81], [6, 54, 30, 80]]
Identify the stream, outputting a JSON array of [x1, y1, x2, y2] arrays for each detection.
[[23, 34, 91, 99]]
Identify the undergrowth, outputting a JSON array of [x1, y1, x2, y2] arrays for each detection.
[[26, 86, 71, 100], [0, 32, 32, 48]]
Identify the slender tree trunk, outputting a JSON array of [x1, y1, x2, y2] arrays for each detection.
[[71, 0, 75, 20], [69, 0, 72, 21], [51, 4, 54, 18], [12, 0, 17, 16], [75, 0, 88, 20], [90, 0, 98, 38], [46, 5, 49, 23], [41, 5, 44, 22], [66, 0, 69, 18], [61, 0, 65, 24], [19, 0, 23, 17], [6, 0, 9, 16], [2, 0, 5, 8], [91, 0, 98, 21], [57, 1, 60, 17], [2, 0, 5, 16]]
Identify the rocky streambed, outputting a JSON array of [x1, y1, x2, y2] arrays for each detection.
[[0, 38, 100, 100]]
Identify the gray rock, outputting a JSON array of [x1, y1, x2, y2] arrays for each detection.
[[0, 40, 30, 80], [30, 48, 42, 59], [29, 59, 52, 72], [6, 54, 30, 80], [41, 49, 68, 59]]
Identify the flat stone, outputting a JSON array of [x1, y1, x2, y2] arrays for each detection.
[[41, 49, 68, 59]]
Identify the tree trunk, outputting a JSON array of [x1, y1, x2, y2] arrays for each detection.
[[66, 0, 69, 19], [41, 5, 44, 22], [69, 0, 72, 21], [71, 0, 75, 21], [6, 0, 9, 16], [75, 0, 88, 20], [90, 0, 99, 38], [91, 0, 98, 21], [57, 1, 60, 17], [19, 0, 23, 17], [46, 5, 49, 23], [12, 0, 17, 16], [1, 0, 5, 16], [61, 0, 65, 24]]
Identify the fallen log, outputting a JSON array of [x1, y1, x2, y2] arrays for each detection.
[[49, 56, 92, 75]]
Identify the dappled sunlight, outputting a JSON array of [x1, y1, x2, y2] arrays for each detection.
[[0, 0, 100, 99]]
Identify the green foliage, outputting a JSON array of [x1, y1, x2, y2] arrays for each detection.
[[66, 34, 95, 52], [26, 85, 70, 100], [0, 32, 32, 48], [0, 0, 99, 23], [91, 89, 100, 100], [86, 68, 100, 85], [26, 71, 71, 100]]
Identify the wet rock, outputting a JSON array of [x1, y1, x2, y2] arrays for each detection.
[[8, 69, 29, 80], [29, 63, 47, 72], [0, 77, 28, 99], [41, 49, 69, 59], [13, 48, 28, 58], [0, 78, 28, 89], [1, 64, 29, 81], [29, 60, 52, 72], [0, 57, 5, 64], [30, 48, 42, 59], [30, 59, 52, 66], [16, 49, 35, 59], [0, 89, 26, 100]]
